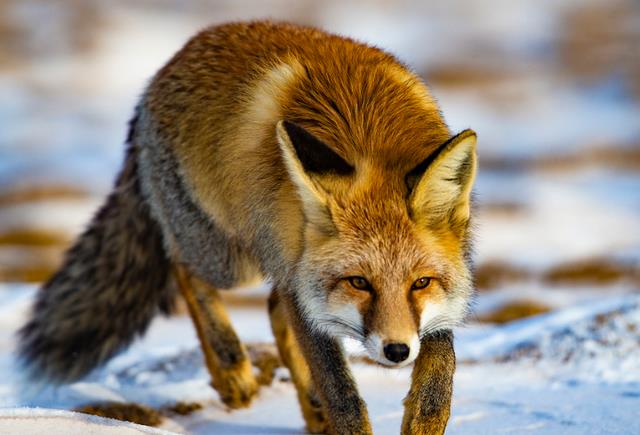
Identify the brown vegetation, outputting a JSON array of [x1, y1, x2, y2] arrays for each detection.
[[478, 300, 552, 324], [0, 228, 70, 247], [72, 345, 280, 427], [475, 256, 639, 291], [0, 185, 90, 207], [0, 0, 103, 70], [478, 201, 527, 216], [533, 146, 640, 172], [543, 258, 640, 286], [0, 229, 69, 282], [475, 260, 530, 290], [423, 64, 514, 89], [480, 144, 640, 173], [74, 402, 163, 427], [162, 401, 203, 416], [0, 263, 58, 283], [558, 0, 640, 98]]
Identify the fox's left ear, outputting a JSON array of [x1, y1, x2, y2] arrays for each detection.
[[407, 129, 477, 229], [276, 120, 353, 234]]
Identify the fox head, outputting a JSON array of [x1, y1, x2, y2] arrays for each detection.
[[276, 120, 477, 366]]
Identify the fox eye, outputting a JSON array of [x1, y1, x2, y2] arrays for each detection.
[[347, 276, 371, 291], [411, 277, 432, 290]]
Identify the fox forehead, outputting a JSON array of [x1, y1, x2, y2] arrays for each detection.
[[327, 200, 457, 284]]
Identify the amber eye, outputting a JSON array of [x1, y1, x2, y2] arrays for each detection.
[[347, 276, 371, 291], [411, 277, 432, 290]]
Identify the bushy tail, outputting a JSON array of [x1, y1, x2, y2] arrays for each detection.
[[18, 139, 175, 383]]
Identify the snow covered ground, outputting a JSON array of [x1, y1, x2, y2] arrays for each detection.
[[1, 0, 639, 433], [0, 408, 174, 435], [0, 285, 639, 434]]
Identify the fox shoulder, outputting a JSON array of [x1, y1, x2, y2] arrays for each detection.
[[136, 21, 469, 269]]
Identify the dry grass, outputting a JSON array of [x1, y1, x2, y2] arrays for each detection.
[[75, 399, 205, 425], [0, 230, 68, 282], [475, 260, 530, 291], [478, 201, 527, 216], [74, 402, 163, 427], [474, 257, 639, 292], [72, 348, 279, 427], [0, 0, 104, 70], [0, 228, 70, 247], [480, 145, 640, 173], [478, 300, 552, 324], [162, 401, 203, 416], [0, 264, 57, 283], [533, 146, 640, 172], [0, 185, 90, 207], [423, 64, 514, 89], [543, 258, 639, 286], [0, 187, 88, 283], [558, 0, 640, 98]]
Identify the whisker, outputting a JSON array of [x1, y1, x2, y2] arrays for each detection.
[[419, 314, 461, 338], [315, 315, 365, 341]]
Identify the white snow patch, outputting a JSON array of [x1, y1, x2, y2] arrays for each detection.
[[2, 284, 639, 433], [0, 408, 178, 434]]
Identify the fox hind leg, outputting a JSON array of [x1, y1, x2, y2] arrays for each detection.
[[268, 288, 327, 433], [174, 265, 258, 409]]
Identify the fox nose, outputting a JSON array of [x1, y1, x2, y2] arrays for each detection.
[[383, 343, 410, 363]]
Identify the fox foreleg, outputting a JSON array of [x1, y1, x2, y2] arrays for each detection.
[[174, 265, 259, 409], [284, 293, 372, 435], [268, 288, 327, 433], [401, 330, 455, 435]]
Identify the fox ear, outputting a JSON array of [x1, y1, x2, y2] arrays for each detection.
[[408, 129, 477, 229], [276, 121, 350, 233], [279, 121, 354, 176]]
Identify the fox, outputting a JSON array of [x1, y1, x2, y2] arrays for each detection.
[[17, 21, 477, 435]]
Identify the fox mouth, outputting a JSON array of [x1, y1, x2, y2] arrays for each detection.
[[369, 355, 413, 368], [363, 334, 420, 367]]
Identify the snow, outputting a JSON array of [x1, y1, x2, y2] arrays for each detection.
[[0, 408, 176, 434], [475, 168, 640, 266], [456, 294, 640, 363], [0, 199, 102, 235], [1, 284, 639, 434]]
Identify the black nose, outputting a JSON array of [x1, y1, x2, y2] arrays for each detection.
[[383, 343, 410, 363]]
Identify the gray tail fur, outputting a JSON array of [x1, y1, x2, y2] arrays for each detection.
[[17, 116, 175, 383]]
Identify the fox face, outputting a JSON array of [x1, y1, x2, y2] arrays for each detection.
[[277, 120, 477, 366]]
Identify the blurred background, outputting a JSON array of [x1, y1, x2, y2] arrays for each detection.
[[1, 1, 640, 432], [1, 0, 638, 320]]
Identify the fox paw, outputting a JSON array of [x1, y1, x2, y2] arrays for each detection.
[[212, 361, 259, 409], [301, 392, 328, 434], [401, 408, 449, 435]]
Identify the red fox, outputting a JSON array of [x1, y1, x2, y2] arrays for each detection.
[[18, 21, 477, 434]]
